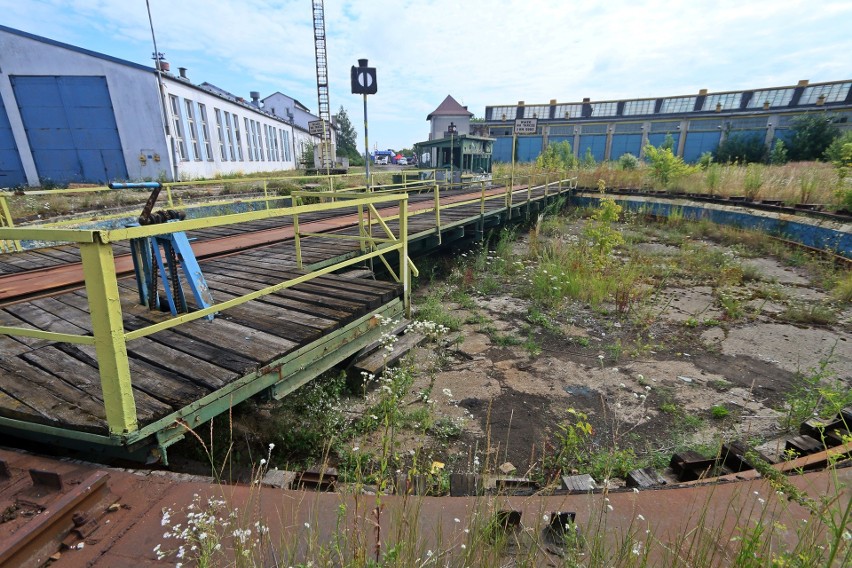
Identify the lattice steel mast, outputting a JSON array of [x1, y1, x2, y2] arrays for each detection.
[[312, 0, 333, 171]]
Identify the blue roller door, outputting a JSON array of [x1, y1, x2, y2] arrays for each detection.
[[11, 76, 128, 185], [516, 136, 543, 162], [0, 94, 26, 187], [492, 137, 513, 162], [609, 134, 642, 160], [578, 135, 606, 162], [682, 131, 722, 162]]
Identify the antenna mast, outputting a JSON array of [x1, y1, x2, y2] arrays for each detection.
[[312, 0, 333, 171]]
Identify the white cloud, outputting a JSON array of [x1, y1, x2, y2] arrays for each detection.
[[1, 0, 850, 150]]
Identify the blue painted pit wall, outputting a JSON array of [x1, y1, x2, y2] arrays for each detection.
[[493, 137, 513, 162], [0, 94, 26, 187], [11, 76, 128, 185], [609, 134, 642, 160], [682, 131, 722, 162], [571, 195, 852, 259], [516, 136, 543, 162], [578, 135, 606, 162]]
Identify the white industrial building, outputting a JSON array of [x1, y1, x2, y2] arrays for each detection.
[[0, 25, 329, 187]]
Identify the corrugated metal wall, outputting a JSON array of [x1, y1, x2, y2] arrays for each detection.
[[682, 131, 722, 162], [492, 137, 513, 162], [0, 93, 26, 187], [578, 134, 606, 161], [11, 76, 128, 184], [609, 134, 643, 160], [516, 136, 543, 162]]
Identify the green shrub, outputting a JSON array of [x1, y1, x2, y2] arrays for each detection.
[[618, 152, 640, 170]]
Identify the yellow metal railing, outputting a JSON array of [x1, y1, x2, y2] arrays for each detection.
[[313, 172, 578, 242], [0, 193, 410, 436]]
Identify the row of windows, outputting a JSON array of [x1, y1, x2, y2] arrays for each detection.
[[488, 83, 851, 120], [168, 94, 292, 164]]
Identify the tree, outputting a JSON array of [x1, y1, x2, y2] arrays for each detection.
[[786, 113, 840, 161], [643, 143, 693, 187], [769, 139, 789, 165], [715, 132, 767, 164], [825, 131, 852, 164], [332, 106, 363, 165], [535, 141, 576, 171]]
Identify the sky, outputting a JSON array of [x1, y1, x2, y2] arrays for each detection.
[[2, 0, 851, 151]]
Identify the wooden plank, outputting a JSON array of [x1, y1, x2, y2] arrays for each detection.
[[204, 261, 394, 307], [200, 265, 369, 313], [0, 310, 52, 349], [120, 306, 289, 366], [626, 467, 667, 488], [0, 384, 54, 423], [200, 275, 350, 326], [21, 345, 170, 422], [0, 355, 107, 432], [43, 292, 237, 391], [193, 287, 326, 343], [122, 313, 261, 374]]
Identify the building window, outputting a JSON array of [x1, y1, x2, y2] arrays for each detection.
[[272, 127, 280, 161], [233, 116, 244, 161], [748, 88, 794, 108], [184, 99, 201, 161], [264, 124, 273, 161], [522, 105, 549, 119], [215, 109, 226, 161], [800, 82, 852, 105], [198, 103, 213, 161], [244, 118, 254, 161], [659, 96, 696, 113], [281, 130, 291, 162], [702, 92, 742, 112], [590, 102, 618, 117], [253, 121, 264, 161], [554, 104, 582, 119], [623, 99, 655, 116], [169, 95, 188, 161], [224, 112, 236, 161], [489, 106, 517, 121]]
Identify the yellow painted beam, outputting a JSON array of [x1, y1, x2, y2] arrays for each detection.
[[0, 327, 95, 345], [80, 235, 137, 434]]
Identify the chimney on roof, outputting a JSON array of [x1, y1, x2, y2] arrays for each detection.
[[250, 91, 261, 107], [178, 67, 188, 79]]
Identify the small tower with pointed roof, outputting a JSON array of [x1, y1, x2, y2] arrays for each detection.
[[427, 95, 474, 140]]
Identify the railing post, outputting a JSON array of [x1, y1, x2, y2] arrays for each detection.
[[80, 234, 137, 435], [0, 194, 21, 252], [434, 180, 441, 245], [293, 209, 303, 269], [358, 203, 366, 254], [165, 183, 174, 208], [263, 180, 270, 210], [399, 196, 410, 317]]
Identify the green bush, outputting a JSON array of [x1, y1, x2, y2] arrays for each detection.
[[644, 143, 694, 187], [787, 113, 840, 161], [618, 152, 640, 170], [715, 132, 767, 164]]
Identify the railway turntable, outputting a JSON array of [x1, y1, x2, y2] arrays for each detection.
[[0, 193, 410, 463]]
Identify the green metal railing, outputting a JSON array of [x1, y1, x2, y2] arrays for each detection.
[[0, 192, 410, 437]]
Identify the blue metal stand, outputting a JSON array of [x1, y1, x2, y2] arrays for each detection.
[[129, 223, 214, 320]]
